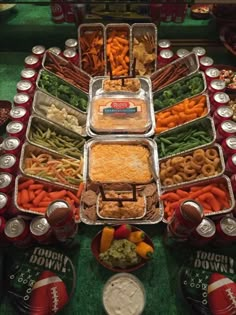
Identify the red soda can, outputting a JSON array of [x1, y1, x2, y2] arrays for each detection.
[[6, 121, 26, 139], [30, 216, 54, 245], [16, 80, 35, 97], [24, 55, 41, 70], [4, 217, 33, 248], [231, 174, 236, 194], [158, 39, 172, 52], [225, 153, 236, 175], [0, 154, 18, 174], [208, 79, 226, 95], [21, 68, 38, 83], [158, 49, 175, 66], [216, 120, 236, 142], [65, 38, 78, 51], [0, 173, 14, 194], [64, 0, 75, 23], [205, 67, 220, 84], [73, 3, 86, 26], [192, 46, 206, 59], [221, 136, 236, 158], [199, 56, 214, 72], [210, 92, 230, 111], [48, 47, 62, 56], [46, 200, 77, 242], [213, 106, 233, 127], [62, 48, 79, 65], [176, 48, 190, 59], [9, 106, 29, 123], [0, 216, 9, 246], [32, 45, 46, 60], [0, 193, 11, 215], [168, 199, 204, 239], [189, 217, 216, 247], [215, 216, 236, 245], [1, 137, 22, 156], [50, 0, 65, 23], [13, 93, 32, 109]]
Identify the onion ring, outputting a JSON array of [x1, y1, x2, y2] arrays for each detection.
[[190, 159, 202, 171], [212, 157, 221, 169], [166, 166, 176, 177], [160, 162, 167, 170], [173, 173, 184, 184], [184, 164, 196, 175], [166, 159, 172, 167], [171, 156, 184, 165], [175, 162, 185, 172], [163, 178, 174, 186], [193, 153, 205, 165], [182, 171, 197, 181], [205, 148, 218, 161], [201, 164, 215, 176]]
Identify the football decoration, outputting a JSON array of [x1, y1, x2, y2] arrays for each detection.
[[208, 273, 236, 315]]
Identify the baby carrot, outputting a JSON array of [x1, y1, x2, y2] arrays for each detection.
[[160, 192, 180, 201], [48, 190, 67, 199], [66, 191, 80, 204], [33, 190, 47, 206], [211, 186, 226, 199], [34, 189, 43, 195], [28, 184, 44, 190], [21, 189, 30, 205], [77, 182, 84, 199], [176, 189, 189, 198], [28, 190, 35, 202], [38, 201, 52, 207], [18, 179, 35, 190]]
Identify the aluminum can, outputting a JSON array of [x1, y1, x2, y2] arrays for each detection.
[[168, 199, 204, 239], [189, 218, 216, 247], [24, 55, 41, 70], [210, 92, 230, 111], [48, 46, 62, 56], [231, 174, 236, 194], [62, 48, 79, 65], [205, 67, 220, 84], [0, 216, 9, 246], [13, 93, 32, 109], [30, 216, 54, 245], [216, 120, 236, 142], [221, 136, 236, 158], [65, 38, 78, 51], [199, 56, 214, 72], [176, 48, 190, 58], [208, 79, 226, 94], [213, 106, 233, 127], [0, 173, 14, 194], [0, 193, 10, 215], [215, 216, 236, 245], [50, 0, 65, 23], [158, 39, 172, 51], [225, 153, 236, 175], [4, 217, 33, 248], [73, 3, 86, 26], [0, 154, 18, 174], [32, 45, 46, 59], [16, 80, 35, 97], [158, 49, 175, 65], [21, 68, 38, 83], [6, 121, 25, 139], [9, 106, 29, 123], [192, 46, 206, 59], [46, 200, 77, 242], [64, 1, 75, 23], [1, 137, 22, 156]]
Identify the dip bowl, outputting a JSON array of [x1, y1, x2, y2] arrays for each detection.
[[91, 225, 154, 272]]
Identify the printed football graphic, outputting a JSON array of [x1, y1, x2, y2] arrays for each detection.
[[30, 270, 69, 315], [208, 273, 236, 315]]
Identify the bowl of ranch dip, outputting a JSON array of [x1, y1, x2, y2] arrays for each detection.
[[102, 273, 146, 315]]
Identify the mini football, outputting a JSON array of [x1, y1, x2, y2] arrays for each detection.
[[30, 270, 69, 315], [208, 273, 236, 315]]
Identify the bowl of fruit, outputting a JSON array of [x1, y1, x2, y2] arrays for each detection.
[[215, 64, 236, 94], [91, 224, 154, 272]]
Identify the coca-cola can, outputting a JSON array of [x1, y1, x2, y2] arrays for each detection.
[[65, 38, 78, 51], [216, 120, 236, 142], [64, 1, 75, 23], [0, 193, 11, 215], [0, 173, 14, 194], [1, 137, 22, 156], [9, 107, 29, 123], [16, 80, 35, 97], [215, 216, 236, 245], [30, 216, 54, 245], [48, 47, 62, 56], [4, 217, 33, 248], [50, 0, 65, 23], [210, 92, 230, 111], [13, 93, 32, 109], [221, 136, 236, 158], [21, 68, 38, 83], [189, 218, 216, 247], [24, 55, 41, 70], [199, 56, 214, 72], [225, 153, 236, 175], [213, 106, 233, 127], [73, 3, 86, 26], [192, 46, 206, 59], [176, 48, 190, 58], [6, 121, 25, 139], [158, 49, 175, 65], [46, 200, 77, 242], [158, 39, 172, 52], [168, 199, 204, 239], [32, 45, 46, 59], [205, 67, 220, 84], [0, 216, 9, 246], [0, 154, 18, 174], [208, 79, 226, 94], [231, 174, 236, 194], [62, 48, 79, 65]]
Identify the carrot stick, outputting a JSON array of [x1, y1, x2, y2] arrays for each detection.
[[76, 182, 84, 198], [48, 190, 67, 200], [18, 179, 35, 190], [33, 191, 47, 206], [66, 191, 80, 204]]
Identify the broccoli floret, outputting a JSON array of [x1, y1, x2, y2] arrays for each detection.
[[70, 94, 80, 107], [58, 84, 71, 95], [163, 89, 173, 98], [79, 98, 87, 110]]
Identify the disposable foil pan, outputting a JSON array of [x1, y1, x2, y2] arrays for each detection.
[[14, 174, 80, 223], [159, 143, 225, 189], [32, 90, 87, 137], [160, 175, 235, 224], [26, 115, 85, 159]]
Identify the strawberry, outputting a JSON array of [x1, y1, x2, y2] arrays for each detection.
[[114, 224, 132, 239]]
